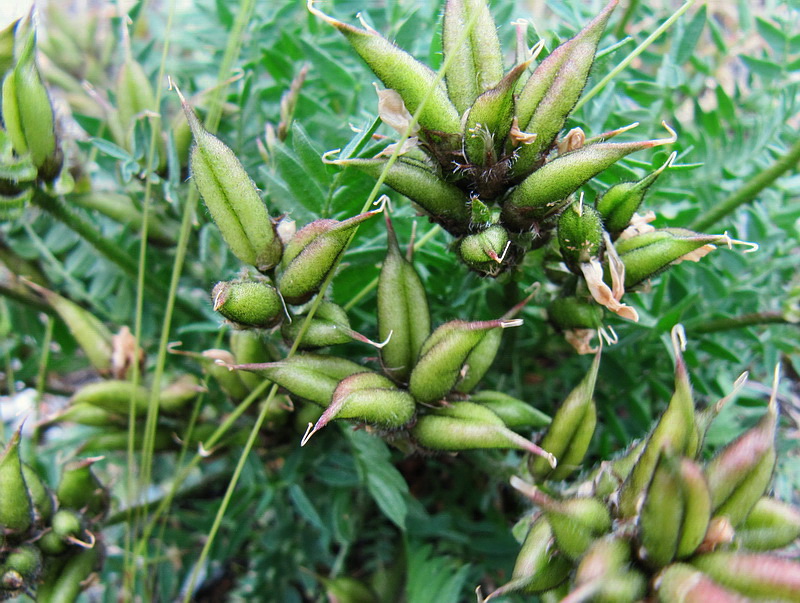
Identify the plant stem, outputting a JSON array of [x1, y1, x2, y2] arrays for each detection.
[[688, 311, 792, 334], [30, 190, 203, 320], [690, 136, 800, 231]]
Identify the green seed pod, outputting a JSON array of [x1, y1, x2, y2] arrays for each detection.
[[1, 544, 42, 589], [230, 330, 273, 392], [411, 402, 556, 465], [557, 202, 605, 273], [378, 213, 431, 383], [0, 20, 15, 78], [737, 497, 800, 552], [320, 575, 377, 603], [309, 3, 460, 137], [0, 429, 33, 533], [35, 545, 100, 603], [37, 530, 68, 556], [442, 0, 504, 114], [201, 349, 250, 401], [278, 209, 380, 305], [638, 452, 685, 568], [43, 403, 127, 428], [655, 564, 748, 603], [463, 61, 530, 166], [616, 228, 723, 288], [212, 280, 283, 329], [56, 457, 109, 518], [1, 34, 62, 179], [547, 296, 603, 331], [181, 92, 282, 272], [691, 551, 800, 602], [567, 538, 646, 603], [116, 57, 162, 157], [69, 379, 149, 416], [51, 508, 83, 540], [531, 349, 600, 481], [456, 224, 510, 276], [78, 428, 173, 454], [573, 536, 630, 584], [512, 0, 618, 177], [596, 152, 675, 236], [159, 374, 204, 413], [705, 390, 778, 527], [504, 126, 675, 229], [282, 300, 355, 349], [512, 477, 611, 560], [469, 390, 550, 430], [302, 372, 415, 443], [409, 318, 522, 403], [21, 463, 54, 523], [484, 516, 572, 599], [26, 282, 113, 375], [331, 157, 471, 235], [229, 353, 364, 407], [675, 457, 712, 559], [584, 438, 645, 498], [619, 328, 698, 518]]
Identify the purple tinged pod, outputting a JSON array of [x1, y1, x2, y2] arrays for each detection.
[[282, 300, 356, 349], [378, 213, 431, 383], [442, 0, 504, 115], [469, 390, 551, 430], [655, 564, 750, 603], [278, 209, 381, 305], [691, 551, 800, 602], [308, 2, 460, 137], [737, 497, 800, 552]]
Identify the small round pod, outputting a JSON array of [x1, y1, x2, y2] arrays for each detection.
[[456, 224, 511, 276], [547, 296, 603, 331], [557, 201, 605, 274], [212, 279, 283, 329], [0, 544, 42, 591]]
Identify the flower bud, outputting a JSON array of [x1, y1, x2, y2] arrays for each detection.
[[691, 551, 800, 601], [442, 0, 504, 114], [737, 497, 800, 552], [181, 91, 282, 272], [530, 349, 599, 481], [484, 516, 572, 600], [309, 2, 461, 137], [212, 279, 283, 329], [511, 477, 611, 560], [469, 390, 550, 430], [408, 318, 521, 403], [301, 372, 415, 444], [456, 224, 511, 276], [229, 353, 363, 407], [278, 209, 380, 305], [378, 212, 431, 383], [596, 152, 675, 237], [0, 429, 33, 533]]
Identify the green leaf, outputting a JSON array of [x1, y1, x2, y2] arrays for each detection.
[[405, 542, 471, 603], [288, 484, 327, 532], [739, 54, 783, 80], [755, 17, 788, 55], [291, 121, 330, 190], [673, 5, 706, 65]]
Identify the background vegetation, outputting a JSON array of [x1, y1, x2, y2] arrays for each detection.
[[0, 0, 798, 600]]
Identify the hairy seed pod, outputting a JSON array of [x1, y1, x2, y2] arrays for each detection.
[[378, 213, 431, 383], [547, 296, 604, 331], [485, 516, 572, 599], [557, 202, 605, 273], [616, 228, 722, 287], [182, 93, 282, 272], [212, 279, 283, 329], [21, 463, 54, 523], [159, 374, 204, 413], [655, 564, 749, 603], [469, 390, 550, 430], [619, 329, 698, 518], [78, 428, 173, 454], [331, 157, 471, 235], [0, 429, 33, 533], [44, 403, 127, 428], [278, 210, 380, 304], [463, 61, 529, 166], [456, 224, 510, 276], [229, 353, 364, 407], [282, 300, 354, 349], [504, 127, 674, 229], [596, 152, 675, 236], [572, 536, 631, 585], [411, 402, 556, 464], [302, 372, 415, 443], [675, 457, 712, 558], [230, 330, 273, 392], [309, 3, 460, 136], [691, 551, 800, 601], [566, 537, 646, 603], [69, 380, 149, 416], [705, 391, 777, 527], [56, 457, 109, 518], [531, 349, 599, 481], [638, 451, 685, 568], [512, 0, 618, 177], [200, 349, 250, 401], [36, 545, 100, 603], [511, 477, 611, 560], [737, 497, 800, 551], [442, 0, 504, 114], [1, 544, 42, 590]]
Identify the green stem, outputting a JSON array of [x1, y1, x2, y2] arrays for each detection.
[[30, 190, 202, 320], [691, 136, 800, 231], [614, 0, 640, 39], [0, 282, 52, 314], [687, 311, 792, 334]]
